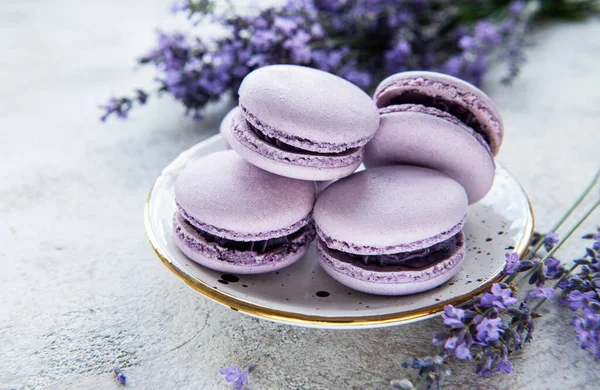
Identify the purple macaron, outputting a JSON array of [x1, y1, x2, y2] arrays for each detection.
[[366, 72, 502, 204], [173, 150, 317, 274], [230, 65, 380, 181], [313, 165, 468, 296]]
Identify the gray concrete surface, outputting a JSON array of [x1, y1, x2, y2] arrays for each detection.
[[1, 1, 599, 389]]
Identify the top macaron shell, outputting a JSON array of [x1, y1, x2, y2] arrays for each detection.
[[363, 104, 495, 204], [373, 71, 503, 155], [175, 150, 317, 240], [238, 65, 380, 153], [313, 166, 468, 254]]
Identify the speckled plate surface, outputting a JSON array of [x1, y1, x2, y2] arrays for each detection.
[[145, 134, 534, 329]]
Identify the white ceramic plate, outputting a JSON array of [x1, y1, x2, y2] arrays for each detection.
[[145, 134, 534, 329]]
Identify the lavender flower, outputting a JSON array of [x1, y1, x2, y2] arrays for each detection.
[[496, 356, 513, 374], [100, 0, 555, 121], [571, 310, 600, 358], [525, 287, 555, 303], [454, 342, 472, 360], [544, 232, 560, 250], [567, 290, 600, 311], [441, 305, 465, 329], [503, 252, 520, 275], [510, 1, 526, 15], [476, 317, 505, 342], [480, 283, 517, 310], [545, 257, 565, 279], [113, 366, 126, 386], [475, 358, 494, 378], [219, 364, 255, 390]]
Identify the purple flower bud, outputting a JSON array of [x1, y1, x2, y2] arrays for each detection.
[[445, 336, 458, 350], [496, 357, 513, 374], [510, 1, 525, 15], [432, 333, 449, 347], [475, 358, 494, 378], [474, 22, 502, 46], [274, 17, 298, 35], [525, 287, 555, 303], [219, 364, 255, 390], [251, 30, 278, 50], [445, 56, 464, 77], [480, 283, 517, 310], [113, 366, 126, 385], [385, 41, 412, 73], [476, 317, 504, 343], [545, 257, 564, 278], [442, 305, 466, 329], [310, 23, 324, 38], [567, 290, 600, 311], [459, 36, 475, 50], [454, 341, 472, 360], [544, 232, 559, 249], [503, 252, 520, 275]]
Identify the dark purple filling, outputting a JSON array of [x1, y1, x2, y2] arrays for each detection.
[[188, 217, 314, 254], [387, 92, 489, 147], [328, 233, 463, 270], [248, 121, 357, 157]]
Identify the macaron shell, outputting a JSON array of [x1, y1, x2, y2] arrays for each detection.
[[174, 212, 312, 274], [228, 109, 363, 181], [238, 65, 379, 151], [313, 166, 468, 253], [219, 106, 240, 149], [364, 106, 495, 204], [373, 71, 503, 155], [317, 238, 466, 295], [175, 150, 316, 239]]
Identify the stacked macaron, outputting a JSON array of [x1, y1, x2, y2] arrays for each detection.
[[173, 65, 503, 296], [223, 65, 381, 181]]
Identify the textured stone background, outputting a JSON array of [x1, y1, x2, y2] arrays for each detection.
[[1, 1, 599, 389]]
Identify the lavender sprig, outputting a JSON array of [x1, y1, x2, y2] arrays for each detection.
[[100, 90, 148, 122], [100, 0, 545, 122], [220, 364, 255, 390], [397, 170, 600, 388], [113, 365, 127, 386]]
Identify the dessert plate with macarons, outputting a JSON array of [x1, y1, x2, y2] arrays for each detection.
[[146, 66, 534, 329]]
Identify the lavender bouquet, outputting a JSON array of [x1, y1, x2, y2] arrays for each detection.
[[100, 0, 597, 122]]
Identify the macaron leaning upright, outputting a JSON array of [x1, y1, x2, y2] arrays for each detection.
[[173, 150, 317, 274], [314, 165, 468, 296], [230, 65, 380, 181], [364, 71, 503, 204]]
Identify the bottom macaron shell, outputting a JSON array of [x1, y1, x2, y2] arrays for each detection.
[[316, 237, 466, 296], [219, 106, 240, 150], [228, 124, 362, 181], [174, 213, 313, 274]]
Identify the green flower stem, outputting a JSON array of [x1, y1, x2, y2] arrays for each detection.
[[523, 168, 600, 261], [511, 197, 600, 286]]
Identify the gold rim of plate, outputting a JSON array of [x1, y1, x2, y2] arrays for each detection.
[[145, 166, 535, 328]]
